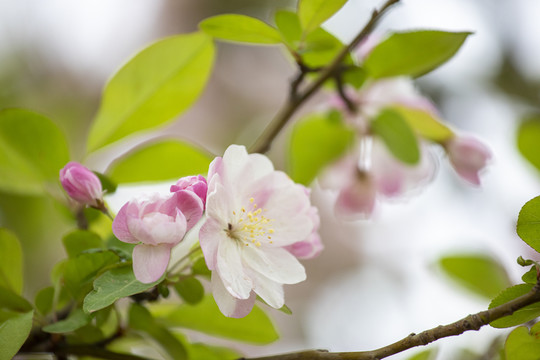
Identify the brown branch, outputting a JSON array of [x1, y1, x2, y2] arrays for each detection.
[[241, 283, 540, 360], [249, 0, 401, 154]]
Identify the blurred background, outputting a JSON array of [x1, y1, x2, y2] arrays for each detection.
[[1, 0, 540, 359]]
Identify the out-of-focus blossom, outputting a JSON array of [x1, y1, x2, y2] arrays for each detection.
[[200, 145, 318, 317], [170, 175, 208, 206], [445, 135, 491, 185], [60, 162, 103, 208], [286, 196, 323, 259], [112, 191, 204, 283]]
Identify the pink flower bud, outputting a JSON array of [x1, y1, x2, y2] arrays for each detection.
[[170, 175, 208, 206], [446, 136, 491, 185], [60, 162, 103, 207]]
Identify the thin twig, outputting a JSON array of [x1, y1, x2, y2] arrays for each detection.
[[249, 0, 401, 154], [240, 283, 540, 360]]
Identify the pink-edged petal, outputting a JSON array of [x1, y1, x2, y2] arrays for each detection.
[[211, 272, 256, 318], [165, 191, 204, 230], [216, 238, 252, 299], [206, 182, 234, 223], [286, 233, 323, 260], [132, 244, 172, 283], [199, 217, 224, 271], [243, 246, 306, 285], [335, 176, 376, 220], [112, 202, 138, 244], [252, 271, 284, 309]]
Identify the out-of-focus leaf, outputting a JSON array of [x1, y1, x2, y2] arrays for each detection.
[[517, 196, 540, 253], [371, 108, 420, 165], [174, 277, 205, 305], [188, 343, 240, 360], [106, 236, 135, 261], [0, 310, 34, 360], [199, 15, 281, 45], [288, 112, 355, 185], [129, 303, 188, 360], [439, 254, 511, 299], [43, 308, 91, 333], [364, 31, 471, 78], [0, 109, 69, 195], [88, 32, 214, 151], [63, 251, 119, 300], [93, 171, 118, 195], [0, 228, 23, 294], [489, 284, 540, 328], [302, 27, 346, 68], [83, 265, 160, 313], [505, 325, 540, 360], [0, 286, 32, 313], [62, 230, 104, 258], [406, 348, 437, 360], [518, 117, 540, 173], [392, 106, 454, 142], [275, 10, 302, 47], [298, 0, 348, 34], [155, 295, 278, 344], [192, 257, 211, 278], [343, 66, 367, 89], [35, 286, 54, 316], [107, 140, 212, 183]]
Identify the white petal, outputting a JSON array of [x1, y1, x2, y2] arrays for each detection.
[[216, 238, 253, 299], [132, 244, 171, 283], [252, 271, 284, 309], [199, 218, 224, 271], [206, 182, 233, 224], [211, 272, 256, 318], [243, 246, 306, 285]]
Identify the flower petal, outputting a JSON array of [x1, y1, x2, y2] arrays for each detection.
[[243, 246, 306, 285], [112, 202, 138, 244], [252, 271, 284, 309], [216, 238, 252, 299], [132, 244, 171, 283], [199, 217, 224, 271], [211, 272, 256, 318]]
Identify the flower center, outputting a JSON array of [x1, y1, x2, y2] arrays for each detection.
[[226, 197, 275, 247]]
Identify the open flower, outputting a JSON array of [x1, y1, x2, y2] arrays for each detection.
[[445, 135, 491, 185], [60, 162, 103, 208], [112, 187, 204, 283], [200, 145, 318, 317]]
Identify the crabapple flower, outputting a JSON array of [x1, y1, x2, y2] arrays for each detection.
[[285, 192, 323, 259], [200, 145, 317, 318], [170, 175, 208, 206], [60, 162, 103, 208], [446, 135, 491, 185], [112, 189, 204, 283]]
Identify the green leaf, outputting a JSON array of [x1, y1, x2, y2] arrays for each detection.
[[489, 284, 540, 328], [0, 286, 32, 313], [83, 265, 160, 313], [518, 117, 540, 173], [364, 31, 471, 78], [106, 235, 135, 261], [392, 106, 454, 142], [406, 348, 437, 360], [155, 295, 278, 344], [439, 254, 511, 299], [0, 310, 34, 360], [63, 251, 119, 300], [517, 196, 540, 253], [275, 10, 302, 46], [505, 326, 540, 360], [371, 108, 420, 165], [43, 308, 91, 333], [343, 66, 367, 89], [199, 14, 282, 45], [62, 230, 104, 258], [288, 112, 355, 185], [0, 109, 70, 195], [129, 303, 188, 360], [35, 286, 54, 316], [188, 343, 240, 360], [88, 32, 215, 151], [298, 0, 348, 35], [0, 228, 23, 294], [523, 268, 537, 285], [107, 140, 212, 183], [302, 27, 346, 68], [174, 277, 205, 305], [192, 257, 211, 278], [93, 171, 118, 195]]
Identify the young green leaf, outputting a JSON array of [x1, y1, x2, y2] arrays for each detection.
[[199, 14, 282, 45], [35, 286, 55, 316], [274, 10, 302, 46], [439, 254, 511, 299], [106, 140, 212, 183], [505, 326, 540, 360], [288, 111, 355, 185], [302, 27, 346, 68], [83, 265, 160, 313], [87, 32, 215, 152], [62, 230, 104, 258], [371, 109, 420, 165], [517, 196, 540, 253], [0, 228, 23, 294], [0, 286, 32, 313], [489, 284, 540, 328], [406, 348, 437, 360], [174, 277, 205, 305], [155, 295, 279, 344], [391, 106, 454, 142], [298, 0, 348, 35], [43, 308, 91, 333], [188, 343, 240, 360], [93, 171, 118, 195], [0, 310, 34, 360], [522, 267, 537, 285], [0, 109, 70, 195], [364, 31, 471, 78], [517, 117, 540, 173]]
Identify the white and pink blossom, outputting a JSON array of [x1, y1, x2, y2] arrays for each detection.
[[60, 162, 103, 208], [170, 175, 208, 206], [200, 145, 318, 318], [445, 135, 491, 185], [112, 185, 204, 283]]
